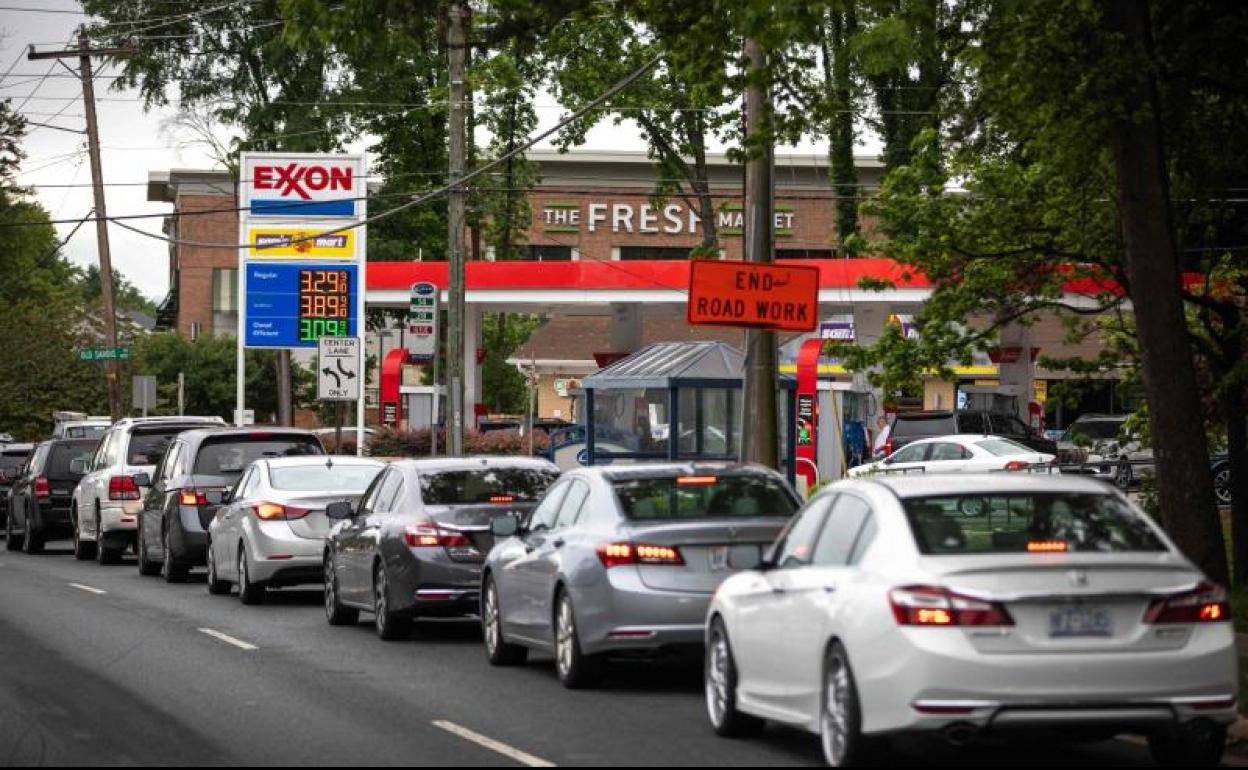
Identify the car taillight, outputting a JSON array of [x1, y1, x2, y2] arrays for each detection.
[[254, 502, 311, 521], [178, 488, 224, 506], [883, 437, 894, 457], [1144, 581, 1231, 624], [1004, 460, 1029, 471], [1026, 540, 1068, 553], [889, 585, 1013, 626], [34, 477, 50, 498], [403, 520, 471, 548], [109, 475, 141, 501], [596, 542, 684, 568]]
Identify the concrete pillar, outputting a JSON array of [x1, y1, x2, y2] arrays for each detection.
[[851, 305, 889, 419], [609, 303, 643, 353], [464, 304, 482, 424], [997, 321, 1036, 421]]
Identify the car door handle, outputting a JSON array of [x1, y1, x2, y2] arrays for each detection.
[[770, 585, 786, 595], [552, 538, 565, 549], [524, 544, 536, 554], [823, 585, 837, 593]]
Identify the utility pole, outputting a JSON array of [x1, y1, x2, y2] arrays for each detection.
[[740, 36, 779, 469], [30, 30, 132, 421], [446, 2, 469, 456]]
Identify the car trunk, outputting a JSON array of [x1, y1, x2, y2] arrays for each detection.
[[920, 553, 1204, 654], [46, 441, 97, 511], [282, 491, 367, 540], [423, 502, 536, 562], [624, 518, 787, 594], [188, 474, 234, 529]]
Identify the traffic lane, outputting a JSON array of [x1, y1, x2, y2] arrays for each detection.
[[0, 545, 525, 767]]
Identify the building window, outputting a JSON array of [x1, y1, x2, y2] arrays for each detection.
[[618, 246, 690, 260], [777, 248, 838, 259], [212, 268, 238, 337], [528, 245, 573, 261]]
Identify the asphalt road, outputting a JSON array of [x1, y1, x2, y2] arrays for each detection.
[[0, 537, 1184, 766]]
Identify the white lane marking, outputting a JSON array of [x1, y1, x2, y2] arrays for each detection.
[[197, 627, 259, 651], [432, 720, 556, 767], [68, 582, 107, 595]]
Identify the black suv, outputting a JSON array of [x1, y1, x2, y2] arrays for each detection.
[[136, 427, 325, 582], [5, 438, 98, 554], [0, 443, 33, 528], [886, 410, 1057, 456]]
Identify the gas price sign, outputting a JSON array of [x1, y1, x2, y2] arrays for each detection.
[[245, 263, 358, 348], [298, 268, 352, 342]]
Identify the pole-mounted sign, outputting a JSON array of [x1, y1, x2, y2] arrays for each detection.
[[405, 282, 440, 361], [317, 336, 361, 401]]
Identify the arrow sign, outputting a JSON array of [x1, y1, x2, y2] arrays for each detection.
[[317, 336, 360, 401]]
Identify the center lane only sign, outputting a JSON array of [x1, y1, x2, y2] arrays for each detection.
[[687, 260, 819, 332], [318, 336, 361, 401]]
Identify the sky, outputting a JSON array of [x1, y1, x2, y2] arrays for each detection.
[[1, 2, 861, 305]]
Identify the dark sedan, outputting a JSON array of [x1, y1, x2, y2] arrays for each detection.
[[323, 456, 560, 640], [6, 438, 98, 553]]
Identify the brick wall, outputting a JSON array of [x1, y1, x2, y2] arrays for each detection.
[[175, 193, 238, 337]]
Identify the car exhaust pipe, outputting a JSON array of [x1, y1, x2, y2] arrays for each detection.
[[941, 722, 979, 747]]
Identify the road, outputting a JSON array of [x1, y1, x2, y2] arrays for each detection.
[[0, 538, 1183, 766]]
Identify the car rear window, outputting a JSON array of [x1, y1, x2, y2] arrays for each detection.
[[48, 440, 100, 479], [612, 474, 798, 520], [193, 436, 324, 477], [128, 428, 196, 465], [892, 415, 956, 437], [418, 468, 558, 504], [903, 493, 1166, 554], [64, 424, 108, 439], [1066, 420, 1124, 442], [270, 464, 381, 493], [975, 438, 1033, 457], [0, 451, 29, 472]]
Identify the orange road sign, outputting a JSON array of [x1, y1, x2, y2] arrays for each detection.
[[687, 260, 819, 332]]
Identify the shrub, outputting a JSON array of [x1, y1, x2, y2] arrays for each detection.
[[368, 427, 549, 458]]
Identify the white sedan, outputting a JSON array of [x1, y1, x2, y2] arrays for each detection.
[[704, 474, 1236, 766], [848, 434, 1056, 478]]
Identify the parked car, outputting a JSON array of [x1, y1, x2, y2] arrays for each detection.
[[0, 443, 33, 529], [206, 455, 384, 603], [136, 427, 325, 582], [848, 435, 1057, 478], [71, 416, 226, 564], [885, 410, 1056, 457], [704, 474, 1236, 766], [1056, 413, 1128, 464], [52, 412, 111, 439], [323, 456, 560, 639], [481, 463, 800, 688], [5, 438, 99, 554]]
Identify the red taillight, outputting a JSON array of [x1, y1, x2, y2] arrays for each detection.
[[889, 585, 1013, 627], [488, 495, 514, 504], [596, 542, 684, 568], [1004, 460, 1029, 471], [1026, 540, 1068, 553], [1144, 581, 1231, 624], [180, 490, 207, 506], [34, 477, 50, 498], [676, 476, 717, 486], [254, 502, 310, 521], [109, 475, 141, 501], [883, 438, 894, 457], [403, 520, 471, 549]]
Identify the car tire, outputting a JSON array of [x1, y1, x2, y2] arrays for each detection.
[[21, 508, 43, 555], [137, 525, 160, 576], [160, 524, 187, 583], [820, 642, 875, 767], [482, 575, 527, 666], [1214, 465, 1232, 507], [1148, 719, 1226, 766], [206, 542, 230, 595], [72, 507, 95, 560], [237, 544, 266, 605], [373, 562, 411, 641], [323, 553, 358, 626], [705, 617, 765, 737], [96, 511, 120, 565], [553, 589, 604, 689], [5, 509, 21, 551]]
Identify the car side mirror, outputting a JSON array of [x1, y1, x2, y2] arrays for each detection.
[[326, 501, 354, 520], [69, 458, 87, 475], [220, 489, 233, 504], [491, 515, 519, 538]]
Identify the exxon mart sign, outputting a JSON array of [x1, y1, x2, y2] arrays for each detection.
[[242, 155, 363, 218]]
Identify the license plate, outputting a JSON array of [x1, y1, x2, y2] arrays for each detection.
[[709, 544, 760, 571], [1049, 606, 1112, 638]]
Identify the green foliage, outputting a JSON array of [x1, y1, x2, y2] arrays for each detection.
[[78, 265, 157, 315], [481, 313, 540, 415], [368, 427, 548, 458]]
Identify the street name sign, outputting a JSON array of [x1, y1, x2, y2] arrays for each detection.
[[79, 347, 130, 362], [318, 336, 361, 401]]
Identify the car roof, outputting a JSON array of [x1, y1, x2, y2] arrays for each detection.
[[259, 455, 383, 469], [174, 426, 320, 443], [586, 462, 783, 482], [388, 456, 558, 472], [1, 444, 34, 454], [865, 473, 1114, 499]]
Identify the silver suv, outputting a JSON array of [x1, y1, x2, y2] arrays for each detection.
[[70, 416, 224, 563]]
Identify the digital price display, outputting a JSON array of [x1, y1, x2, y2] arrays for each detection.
[[298, 269, 351, 342]]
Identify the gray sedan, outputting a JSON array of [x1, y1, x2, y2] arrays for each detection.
[[322, 456, 560, 640], [481, 463, 800, 688]]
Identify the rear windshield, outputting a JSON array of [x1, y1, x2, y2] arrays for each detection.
[[193, 436, 324, 477], [128, 428, 195, 466], [48, 440, 100, 478], [612, 475, 798, 520], [64, 424, 108, 439], [0, 451, 29, 472], [270, 464, 381, 493], [975, 438, 1033, 457], [419, 468, 558, 505], [892, 415, 955, 437], [904, 493, 1166, 554]]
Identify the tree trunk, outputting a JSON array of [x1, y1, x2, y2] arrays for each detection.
[[686, 111, 718, 257], [1102, 0, 1228, 584], [824, 7, 859, 248], [1222, 386, 1248, 585], [275, 349, 293, 426]]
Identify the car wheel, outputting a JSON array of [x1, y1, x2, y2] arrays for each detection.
[[21, 508, 43, 555], [96, 510, 120, 565], [237, 544, 266, 605], [4, 508, 20, 551], [323, 553, 358, 626], [206, 541, 230, 595], [137, 525, 160, 576], [821, 643, 873, 767], [72, 507, 95, 560], [482, 575, 527, 666], [373, 563, 411, 641], [705, 617, 765, 737], [1148, 719, 1226, 766], [554, 589, 603, 689], [1214, 465, 1232, 506], [1115, 458, 1133, 490], [160, 524, 187, 583]]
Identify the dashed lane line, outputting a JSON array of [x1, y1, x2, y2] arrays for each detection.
[[432, 720, 556, 767], [68, 582, 107, 595], [197, 627, 259, 651]]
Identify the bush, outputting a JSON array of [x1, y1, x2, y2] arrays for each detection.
[[368, 427, 549, 458]]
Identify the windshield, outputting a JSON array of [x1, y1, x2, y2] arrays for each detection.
[[128, 428, 192, 466], [976, 438, 1034, 457], [270, 464, 381, 492], [419, 468, 558, 505], [48, 440, 100, 479], [903, 493, 1166, 554], [612, 474, 798, 520], [194, 436, 324, 477]]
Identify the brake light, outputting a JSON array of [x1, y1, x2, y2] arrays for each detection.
[[403, 520, 470, 548], [180, 490, 206, 506], [1004, 460, 1029, 471], [676, 476, 717, 486], [488, 495, 514, 504], [34, 477, 50, 498], [108, 475, 141, 501], [254, 502, 310, 521], [889, 585, 1013, 626], [1026, 540, 1068, 553], [596, 542, 684, 568], [1143, 581, 1231, 624]]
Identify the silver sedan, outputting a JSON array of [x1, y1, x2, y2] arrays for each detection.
[[481, 463, 800, 688], [206, 456, 384, 604]]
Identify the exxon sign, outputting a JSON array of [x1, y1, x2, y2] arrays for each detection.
[[245, 155, 361, 218]]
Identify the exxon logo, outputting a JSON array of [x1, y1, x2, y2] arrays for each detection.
[[253, 163, 354, 200]]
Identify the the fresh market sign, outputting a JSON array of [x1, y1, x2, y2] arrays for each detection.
[[541, 201, 797, 236]]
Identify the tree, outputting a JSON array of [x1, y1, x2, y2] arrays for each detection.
[[79, 265, 156, 315]]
